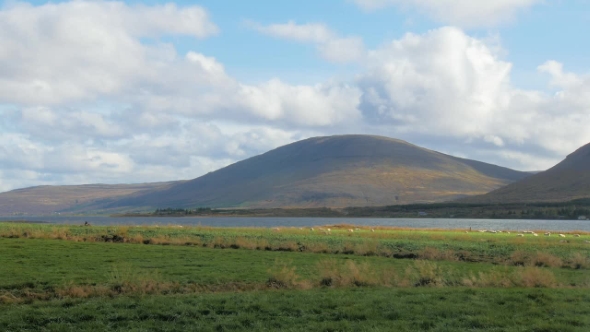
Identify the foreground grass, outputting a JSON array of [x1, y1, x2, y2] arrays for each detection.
[[1, 223, 590, 331], [2, 288, 590, 331]]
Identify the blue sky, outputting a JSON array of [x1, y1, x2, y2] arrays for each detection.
[[0, 0, 589, 191]]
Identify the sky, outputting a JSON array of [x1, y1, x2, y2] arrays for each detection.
[[0, 0, 589, 192]]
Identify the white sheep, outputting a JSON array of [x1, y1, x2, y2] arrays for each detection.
[[574, 234, 580, 237], [544, 232, 551, 236], [559, 234, 566, 238], [533, 233, 538, 237], [517, 234, 524, 237], [348, 229, 354, 233], [371, 229, 375, 232]]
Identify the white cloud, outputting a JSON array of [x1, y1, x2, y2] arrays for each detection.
[[233, 79, 362, 126], [352, 0, 540, 27], [0, 1, 219, 105], [356, 27, 590, 170], [248, 20, 365, 63]]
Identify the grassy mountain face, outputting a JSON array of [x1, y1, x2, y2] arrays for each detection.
[[461, 142, 590, 204], [90, 135, 529, 210], [0, 182, 181, 215]]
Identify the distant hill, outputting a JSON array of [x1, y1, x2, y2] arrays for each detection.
[[81, 135, 529, 211], [0, 182, 181, 215], [461, 142, 590, 204]]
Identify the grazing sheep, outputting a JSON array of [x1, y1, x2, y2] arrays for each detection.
[[533, 233, 538, 237], [310, 228, 315, 231], [354, 228, 360, 231], [348, 229, 354, 233], [559, 234, 566, 238], [479, 230, 486, 233], [574, 234, 580, 237], [327, 228, 331, 232], [507, 232, 511, 234], [517, 234, 524, 237], [544, 232, 551, 236], [371, 229, 375, 232], [273, 227, 280, 232]]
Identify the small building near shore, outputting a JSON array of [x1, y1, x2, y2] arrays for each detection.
[[578, 216, 588, 220]]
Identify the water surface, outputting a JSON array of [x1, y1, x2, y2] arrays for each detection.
[[1, 216, 589, 232]]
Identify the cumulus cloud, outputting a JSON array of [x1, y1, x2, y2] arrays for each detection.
[[356, 27, 590, 170], [248, 20, 365, 63], [352, 0, 540, 27], [0, 1, 219, 105]]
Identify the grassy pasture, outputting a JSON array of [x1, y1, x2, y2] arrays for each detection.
[[1, 222, 589, 331]]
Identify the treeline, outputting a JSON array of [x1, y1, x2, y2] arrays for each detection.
[[144, 199, 590, 219], [344, 199, 590, 219], [154, 207, 213, 216]]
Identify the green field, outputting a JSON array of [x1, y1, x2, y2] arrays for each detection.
[[1, 222, 589, 331]]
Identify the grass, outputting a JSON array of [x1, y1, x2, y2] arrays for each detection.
[[1, 222, 588, 267], [2, 288, 590, 331], [1, 222, 589, 331]]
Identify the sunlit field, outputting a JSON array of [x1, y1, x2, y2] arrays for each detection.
[[1, 222, 589, 331]]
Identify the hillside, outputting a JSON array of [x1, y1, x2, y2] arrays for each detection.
[[461, 142, 590, 204], [0, 182, 181, 215], [83, 135, 529, 211]]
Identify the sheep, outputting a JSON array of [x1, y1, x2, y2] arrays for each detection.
[[574, 234, 580, 237], [559, 234, 566, 238], [517, 234, 524, 237], [371, 229, 375, 233], [310, 228, 315, 232], [348, 229, 354, 233], [327, 228, 331, 233], [533, 233, 538, 237], [272, 227, 280, 232], [507, 232, 511, 234], [544, 232, 551, 236], [354, 228, 360, 231]]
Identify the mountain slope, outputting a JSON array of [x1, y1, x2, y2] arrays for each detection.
[[89, 135, 529, 210], [461, 142, 590, 204], [0, 182, 182, 215]]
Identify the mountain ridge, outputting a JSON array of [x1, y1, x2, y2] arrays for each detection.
[[460, 142, 590, 204], [78, 135, 530, 211]]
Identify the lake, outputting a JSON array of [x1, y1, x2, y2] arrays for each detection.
[[1, 216, 589, 232]]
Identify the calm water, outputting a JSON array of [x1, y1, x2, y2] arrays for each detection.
[[1, 216, 589, 232]]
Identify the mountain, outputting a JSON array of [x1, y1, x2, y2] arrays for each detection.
[[0, 182, 181, 215], [82, 135, 529, 211], [461, 142, 590, 204]]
